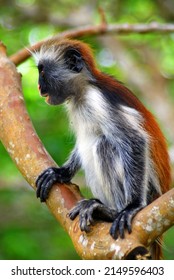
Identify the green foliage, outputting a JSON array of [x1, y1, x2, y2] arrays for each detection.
[[0, 0, 174, 260], [0, 189, 79, 259]]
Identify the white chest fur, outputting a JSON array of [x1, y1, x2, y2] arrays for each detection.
[[66, 87, 117, 207], [74, 117, 115, 208]]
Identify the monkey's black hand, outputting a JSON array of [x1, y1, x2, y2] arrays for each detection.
[[36, 167, 71, 202], [69, 198, 117, 232], [110, 203, 144, 239]]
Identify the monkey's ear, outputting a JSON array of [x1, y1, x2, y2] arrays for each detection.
[[65, 49, 83, 73]]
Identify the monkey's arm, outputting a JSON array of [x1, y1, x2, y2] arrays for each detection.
[[36, 147, 81, 202]]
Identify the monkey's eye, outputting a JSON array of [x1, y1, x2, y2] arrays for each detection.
[[65, 49, 83, 73], [38, 64, 44, 74]]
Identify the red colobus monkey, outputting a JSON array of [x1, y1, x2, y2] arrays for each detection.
[[35, 39, 171, 259]]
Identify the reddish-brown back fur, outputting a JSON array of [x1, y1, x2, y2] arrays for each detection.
[[94, 72, 171, 260], [92, 69, 171, 195], [89, 49, 171, 260]]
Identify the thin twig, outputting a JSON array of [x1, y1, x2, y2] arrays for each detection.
[[10, 22, 174, 66]]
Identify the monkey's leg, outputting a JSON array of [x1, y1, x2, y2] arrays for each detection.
[[70, 199, 144, 240], [69, 198, 117, 232]]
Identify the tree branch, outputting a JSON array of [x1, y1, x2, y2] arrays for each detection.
[[10, 22, 174, 66], [1, 43, 174, 259]]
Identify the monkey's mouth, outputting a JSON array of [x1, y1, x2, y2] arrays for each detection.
[[41, 92, 53, 104], [40, 92, 50, 104], [41, 92, 49, 97], [38, 84, 49, 98], [38, 85, 63, 105], [39, 91, 50, 104], [41, 92, 50, 104]]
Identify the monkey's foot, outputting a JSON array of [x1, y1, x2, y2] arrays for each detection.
[[110, 204, 144, 239], [69, 198, 117, 233], [36, 167, 71, 202]]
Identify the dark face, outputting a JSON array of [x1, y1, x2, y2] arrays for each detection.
[[37, 48, 84, 105]]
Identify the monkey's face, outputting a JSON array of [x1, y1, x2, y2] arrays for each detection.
[[36, 46, 85, 105]]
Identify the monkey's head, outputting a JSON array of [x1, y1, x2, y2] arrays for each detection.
[[34, 39, 97, 105]]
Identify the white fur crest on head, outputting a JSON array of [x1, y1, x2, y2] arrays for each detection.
[[32, 44, 64, 65]]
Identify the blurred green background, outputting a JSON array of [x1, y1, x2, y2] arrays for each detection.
[[0, 0, 174, 260]]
